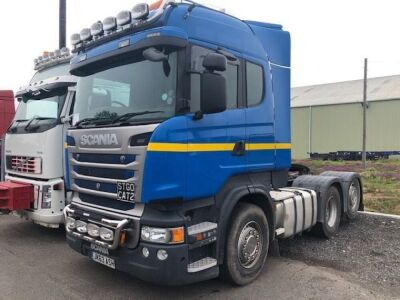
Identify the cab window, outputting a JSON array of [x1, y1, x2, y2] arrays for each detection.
[[190, 45, 238, 112]]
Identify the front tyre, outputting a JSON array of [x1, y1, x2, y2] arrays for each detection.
[[220, 203, 269, 286]]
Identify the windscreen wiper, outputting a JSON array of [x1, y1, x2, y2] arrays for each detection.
[[24, 117, 56, 132], [74, 117, 113, 128], [111, 111, 163, 124]]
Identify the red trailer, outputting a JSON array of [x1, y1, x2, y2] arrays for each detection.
[[0, 90, 15, 137], [0, 90, 15, 181]]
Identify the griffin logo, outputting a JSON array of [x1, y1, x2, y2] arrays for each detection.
[[80, 134, 119, 146]]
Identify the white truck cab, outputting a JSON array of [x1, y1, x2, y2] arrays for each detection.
[[3, 49, 76, 228]]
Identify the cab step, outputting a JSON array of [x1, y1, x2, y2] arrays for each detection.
[[187, 257, 217, 273]]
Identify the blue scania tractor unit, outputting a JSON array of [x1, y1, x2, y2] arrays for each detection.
[[64, 1, 363, 286]]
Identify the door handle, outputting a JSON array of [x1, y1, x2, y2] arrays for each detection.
[[232, 140, 246, 156]]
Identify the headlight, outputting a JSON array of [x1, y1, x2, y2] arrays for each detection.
[[75, 220, 88, 233], [41, 185, 52, 209], [66, 217, 76, 230], [100, 227, 114, 242], [141, 226, 184, 244], [87, 224, 100, 237]]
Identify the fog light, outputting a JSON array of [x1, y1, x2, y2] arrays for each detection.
[[75, 220, 88, 233], [66, 217, 76, 230], [87, 223, 100, 237], [157, 249, 168, 261], [100, 227, 114, 242], [142, 247, 149, 258]]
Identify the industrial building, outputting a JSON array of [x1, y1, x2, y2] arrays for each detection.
[[291, 75, 400, 159]]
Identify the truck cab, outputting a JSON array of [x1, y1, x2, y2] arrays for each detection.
[[64, 1, 362, 285], [3, 49, 76, 228]]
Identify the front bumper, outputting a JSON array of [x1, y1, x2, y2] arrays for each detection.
[[5, 175, 66, 227], [66, 233, 219, 285], [64, 203, 219, 285]]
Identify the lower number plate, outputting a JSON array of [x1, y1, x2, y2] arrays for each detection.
[[91, 252, 115, 269]]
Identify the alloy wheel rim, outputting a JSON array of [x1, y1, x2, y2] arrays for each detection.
[[237, 221, 263, 269]]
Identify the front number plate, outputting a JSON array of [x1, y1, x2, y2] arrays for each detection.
[[91, 252, 115, 269], [117, 182, 135, 202]]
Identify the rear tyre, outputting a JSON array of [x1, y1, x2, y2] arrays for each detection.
[[346, 179, 361, 220], [220, 203, 269, 286], [313, 186, 341, 238]]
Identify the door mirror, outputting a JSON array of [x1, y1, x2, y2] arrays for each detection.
[[200, 53, 227, 115]]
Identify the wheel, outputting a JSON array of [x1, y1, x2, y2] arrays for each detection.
[[346, 179, 361, 220], [312, 186, 342, 238], [220, 203, 269, 286]]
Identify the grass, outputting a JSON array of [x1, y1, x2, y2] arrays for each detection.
[[294, 159, 400, 215]]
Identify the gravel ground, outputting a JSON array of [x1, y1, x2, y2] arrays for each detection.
[[279, 213, 400, 297]]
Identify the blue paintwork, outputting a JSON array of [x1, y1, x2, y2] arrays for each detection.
[[70, 3, 291, 204]]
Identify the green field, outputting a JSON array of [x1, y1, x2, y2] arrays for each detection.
[[295, 159, 400, 215]]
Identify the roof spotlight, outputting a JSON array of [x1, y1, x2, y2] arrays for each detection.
[[60, 47, 70, 57], [54, 49, 61, 57], [80, 28, 92, 41], [132, 3, 150, 20], [38, 56, 44, 62], [71, 33, 81, 46], [103, 16, 117, 32], [49, 51, 55, 59], [117, 10, 132, 27], [91, 21, 104, 37]]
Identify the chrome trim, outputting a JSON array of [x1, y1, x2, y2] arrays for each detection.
[[72, 184, 117, 199], [71, 158, 138, 169], [71, 170, 136, 184]]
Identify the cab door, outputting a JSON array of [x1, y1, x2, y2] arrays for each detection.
[[185, 45, 246, 200]]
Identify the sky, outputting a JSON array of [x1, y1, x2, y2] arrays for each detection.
[[1, 0, 400, 92]]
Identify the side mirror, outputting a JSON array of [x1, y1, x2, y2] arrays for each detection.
[[200, 53, 227, 115]]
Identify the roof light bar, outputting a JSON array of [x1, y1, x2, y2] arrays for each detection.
[[34, 48, 72, 71], [71, 0, 176, 53]]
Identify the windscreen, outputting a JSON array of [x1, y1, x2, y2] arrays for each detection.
[[9, 89, 67, 134], [73, 49, 177, 126]]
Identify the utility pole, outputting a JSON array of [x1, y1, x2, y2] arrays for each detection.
[[59, 0, 67, 49], [362, 58, 368, 169]]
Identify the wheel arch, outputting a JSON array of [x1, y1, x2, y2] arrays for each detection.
[[216, 183, 274, 264]]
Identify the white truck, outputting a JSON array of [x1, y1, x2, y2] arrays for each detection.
[[1, 48, 76, 228]]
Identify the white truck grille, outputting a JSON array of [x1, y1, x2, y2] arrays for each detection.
[[7, 156, 42, 174]]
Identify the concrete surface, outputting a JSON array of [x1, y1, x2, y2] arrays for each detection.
[[0, 215, 395, 300]]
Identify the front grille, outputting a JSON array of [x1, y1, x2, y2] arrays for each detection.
[[73, 166, 133, 180], [6, 156, 42, 174], [71, 153, 137, 203]]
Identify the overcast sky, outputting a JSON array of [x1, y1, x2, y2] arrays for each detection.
[[1, 0, 400, 92]]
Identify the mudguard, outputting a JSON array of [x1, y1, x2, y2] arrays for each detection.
[[320, 171, 364, 212], [292, 175, 343, 223]]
